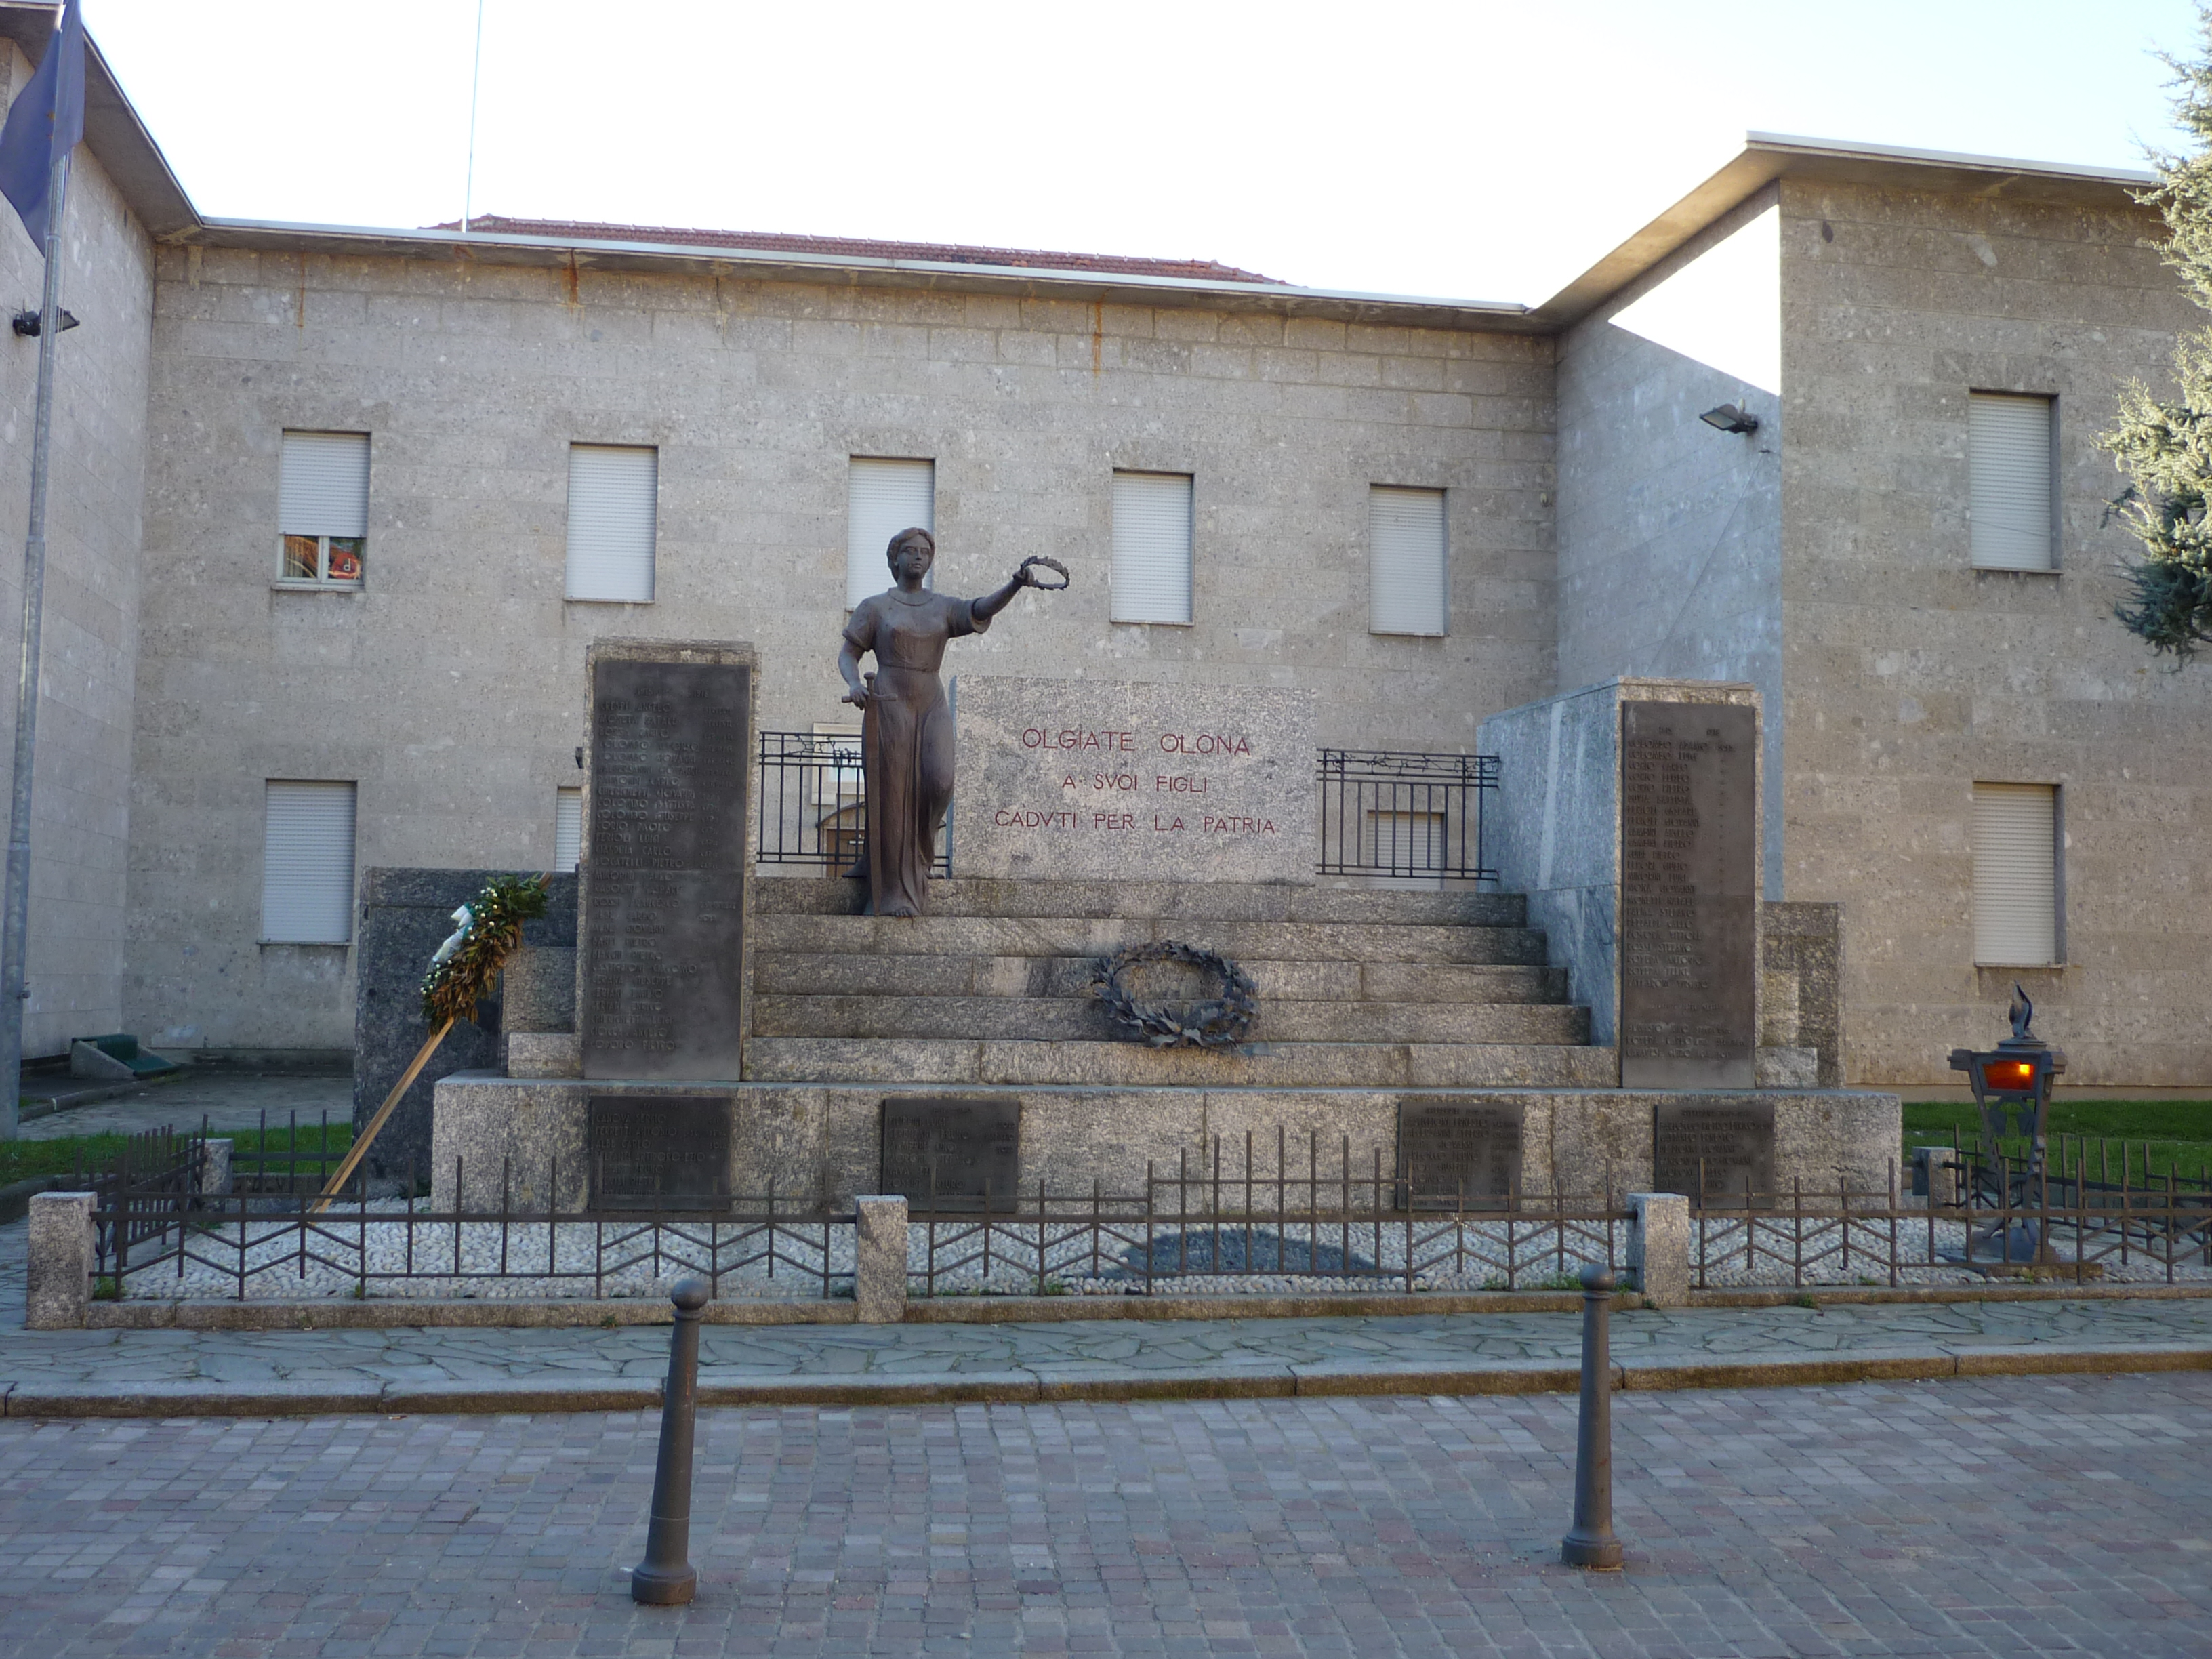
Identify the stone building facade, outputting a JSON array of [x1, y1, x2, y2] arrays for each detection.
[[0, 5, 2203, 1086]]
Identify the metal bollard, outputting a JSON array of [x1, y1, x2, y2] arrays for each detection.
[[631, 1276, 710, 1605], [1560, 1263, 1624, 1570]]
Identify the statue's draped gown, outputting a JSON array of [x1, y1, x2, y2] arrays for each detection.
[[841, 588, 992, 916]]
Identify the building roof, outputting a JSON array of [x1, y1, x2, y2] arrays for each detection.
[[423, 216, 1287, 287], [1533, 131, 2160, 329], [0, 3, 2166, 337]]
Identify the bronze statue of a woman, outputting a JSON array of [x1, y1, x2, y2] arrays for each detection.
[[838, 529, 1062, 916]]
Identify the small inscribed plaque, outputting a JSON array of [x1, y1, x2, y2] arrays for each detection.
[[879, 1097, 1020, 1213], [581, 654, 750, 1081], [1652, 1101, 1774, 1206], [588, 1094, 733, 1212], [1619, 701, 1757, 1087], [1396, 1097, 1524, 1210]]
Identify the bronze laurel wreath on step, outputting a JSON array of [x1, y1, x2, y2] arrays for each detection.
[[420, 874, 552, 1027], [1091, 941, 1258, 1049]]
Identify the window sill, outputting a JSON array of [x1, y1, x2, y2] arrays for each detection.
[[1973, 961, 2066, 970], [271, 580, 364, 594], [1969, 565, 2060, 577], [1109, 618, 1194, 628], [259, 939, 352, 948], [564, 596, 656, 606]]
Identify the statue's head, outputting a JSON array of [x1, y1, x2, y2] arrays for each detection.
[[886, 527, 935, 583]]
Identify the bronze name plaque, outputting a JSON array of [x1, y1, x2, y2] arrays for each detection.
[[588, 1094, 733, 1212], [1620, 701, 1757, 1087], [1652, 1101, 1774, 1204], [1396, 1097, 1524, 1210], [879, 1097, 1020, 1213], [581, 657, 750, 1080]]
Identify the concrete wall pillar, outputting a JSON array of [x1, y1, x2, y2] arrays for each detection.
[[1626, 1191, 1691, 1307], [1912, 1147, 1963, 1210], [26, 1191, 96, 1330], [196, 1139, 232, 1197], [853, 1195, 909, 1324]]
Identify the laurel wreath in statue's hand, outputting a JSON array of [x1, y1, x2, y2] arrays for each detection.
[[1018, 556, 1071, 590]]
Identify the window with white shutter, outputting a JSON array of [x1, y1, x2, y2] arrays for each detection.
[[261, 781, 357, 944], [565, 445, 657, 602], [1969, 393, 2055, 571], [1111, 470, 1193, 625], [277, 431, 369, 586], [1370, 485, 1447, 636], [846, 458, 935, 609], [554, 787, 582, 873], [1971, 783, 2059, 965]]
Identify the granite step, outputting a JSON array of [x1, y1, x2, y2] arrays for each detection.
[[753, 876, 1522, 928], [750, 953, 1569, 1004], [741, 1037, 1620, 1089], [748, 994, 1590, 1046], [750, 914, 1549, 966]]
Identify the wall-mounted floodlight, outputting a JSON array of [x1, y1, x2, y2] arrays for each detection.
[[11, 309, 78, 337], [1698, 403, 1759, 435]]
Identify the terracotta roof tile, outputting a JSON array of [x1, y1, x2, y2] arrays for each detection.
[[426, 215, 1286, 285]]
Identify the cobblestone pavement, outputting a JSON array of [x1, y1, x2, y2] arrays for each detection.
[[0, 1372, 2206, 1656], [18, 1071, 352, 1139], [6, 1292, 2212, 1414]]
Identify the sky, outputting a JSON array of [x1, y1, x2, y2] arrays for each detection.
[[75, 0, 2208, 306]]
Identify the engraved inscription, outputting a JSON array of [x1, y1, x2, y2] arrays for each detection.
[[588, 1094, 733, 1212], [879, 1097, 1021, 1214], [1652, 1101, 1775, 1206], [1620, 701, 1757, 1088], [581, 657, 750, 1082], [1397, 1097, 1524, 1211]]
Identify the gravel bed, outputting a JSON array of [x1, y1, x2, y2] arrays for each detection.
[[110, 1211, 2212, 1302]]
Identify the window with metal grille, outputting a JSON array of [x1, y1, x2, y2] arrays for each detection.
[[261, 781, 356, 944], [1969, 393, 2055, 571], [846, 457, 935, 609], [278, 431, 368, 587], [1971, 782, 2059, 965], [554, 787, 581, 873], [565, 444, 657, 602], [1370, 485, 1446, 636], [1111, 470, 1193, 625]]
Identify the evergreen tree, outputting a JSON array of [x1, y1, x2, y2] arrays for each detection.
[[2101, 5, 2212, 659]]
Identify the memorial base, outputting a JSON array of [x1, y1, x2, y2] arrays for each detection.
[[430, 1073, 1902, 1212]]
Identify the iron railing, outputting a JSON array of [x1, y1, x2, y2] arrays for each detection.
[[1317, 749, 1496, 883], [756, 733, 1499, 884], [87, 1126, 2211, 1303]]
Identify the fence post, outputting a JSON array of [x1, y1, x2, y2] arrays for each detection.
[[1625, 1193, 1688, 1307], [853, 1195, 909, 1324], [1561, 1263, 1624, 1570], [26, 1191, 96, 1329], [195, 1139, 232, 1200], [631, 1276, 709, 1606]]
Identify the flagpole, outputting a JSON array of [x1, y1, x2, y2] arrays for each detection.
[[0, 144, 70, 1140]]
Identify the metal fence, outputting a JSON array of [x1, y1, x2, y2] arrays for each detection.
[[1316, 749, 1496, 883], [756, 733, 1499, 884], [1689, 1145, 2212, 1290], [82, 1126, 2212, 1303], [905, 1130, 1631, 1296]]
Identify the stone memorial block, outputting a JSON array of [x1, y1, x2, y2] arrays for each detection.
[[1652, 1100, 1774, 1204], [355, 868, 577, 1179], [1396, 1097, 1524, 1210], [879, 1096, 1021, 1212], [1620, 701, 1757, 1087], [579, 641, 756, 1081], [951, 676, 1317, 884], [588, 1094, 733, 1211]]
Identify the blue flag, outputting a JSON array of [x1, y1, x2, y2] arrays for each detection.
[[0, 0, 84, 255]]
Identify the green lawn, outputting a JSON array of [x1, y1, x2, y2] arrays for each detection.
[[0, 1123, 355, 1187], [1903, 1099, 2212, 1183]]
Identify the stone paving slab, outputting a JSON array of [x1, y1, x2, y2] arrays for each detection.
[[1, 1374, 2209, 1656], [5, 1296, 2212, 1417]]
